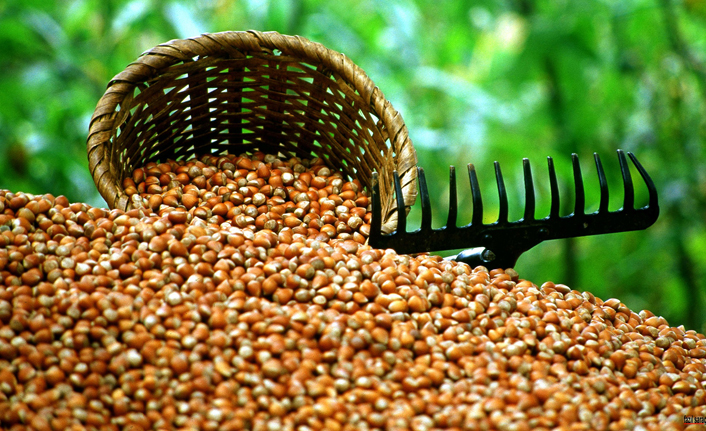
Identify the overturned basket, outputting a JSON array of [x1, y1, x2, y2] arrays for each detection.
[[87, 30, 417, 233]]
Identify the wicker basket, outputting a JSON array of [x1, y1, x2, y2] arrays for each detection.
[[87, 30, 417, 234]]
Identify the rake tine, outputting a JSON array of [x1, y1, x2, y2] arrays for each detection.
[[446, 166, 458, 229], [495, 161, 509, 224], [617, 150, 634, 211], [548, 157, 560, 219], [370, 172, 382, 243], [369, 151, 658, 266], [393, 170, 407, 234], [418, 167, 433, 234], [572, 154, 585, 216], [523, 158, 535, 221], [468, 164, 483, 226], [595, 153, 609, 213], [628, 152, 658, 208]]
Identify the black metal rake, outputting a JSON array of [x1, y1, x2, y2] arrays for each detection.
[[369, 150, 659, 269]]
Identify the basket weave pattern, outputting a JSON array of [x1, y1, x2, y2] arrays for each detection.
[[87, 30, 417, 233]]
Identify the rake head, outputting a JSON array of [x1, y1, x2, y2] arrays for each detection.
[[369, 150, 659, 269]]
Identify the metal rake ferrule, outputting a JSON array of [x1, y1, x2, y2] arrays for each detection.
[[369, 150, 659, 269]]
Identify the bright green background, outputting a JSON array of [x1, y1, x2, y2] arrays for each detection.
[[1, 0, 705, 332]]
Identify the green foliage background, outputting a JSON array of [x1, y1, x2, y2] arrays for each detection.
[[1, 0, 705, 332]]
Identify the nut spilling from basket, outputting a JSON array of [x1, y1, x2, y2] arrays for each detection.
[[121, 152, 372, 243], [0, 152, 704, 431]]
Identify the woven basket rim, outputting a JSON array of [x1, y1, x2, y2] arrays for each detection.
[[87, 30, 418, 233]]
